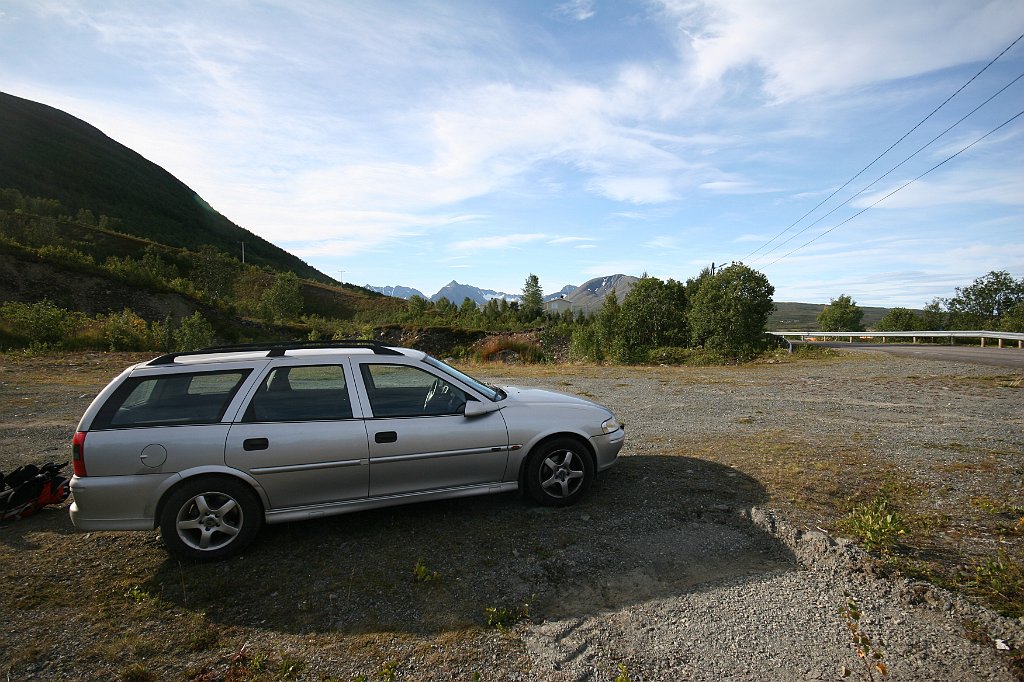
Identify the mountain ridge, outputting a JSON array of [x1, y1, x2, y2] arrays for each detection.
[[0, 91, 331, 283]]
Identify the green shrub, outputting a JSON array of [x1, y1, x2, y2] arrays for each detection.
[[484, 601, 530, 629], [173, 312, 215, 351], [647, 346, 691, 364], [0, 299, 85, 347], [100, 309, 156, 351], [36, 244, 95, 268], [793, 344, 839, 359], [837, 497, 908, 552], [568, 324, 604, 362], [102, 255, 164, 288], [680, 349, 727, 366], [301, 313, 343, 342]]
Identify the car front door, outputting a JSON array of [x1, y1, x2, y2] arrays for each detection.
[[225, 363, 369, 509], [355, 361, 509, 498]]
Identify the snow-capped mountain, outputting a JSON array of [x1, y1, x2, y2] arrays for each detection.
[[363, 284, 427, 299], [556, 274, 637, 312], [365, 277, 635, 312], [430, 281, 521, 306], [544, 285, 577, 302]]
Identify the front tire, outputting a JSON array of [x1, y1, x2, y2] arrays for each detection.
[[525, 438, 594, 507], [159, 477, 263, 561]]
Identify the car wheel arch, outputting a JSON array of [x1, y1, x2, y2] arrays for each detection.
[[153, 469, 267, 529], [517, 432, 595, 489]]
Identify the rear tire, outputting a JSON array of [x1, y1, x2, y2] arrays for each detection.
[[159, 477, 262, 561], [525, 438, 594, 507]]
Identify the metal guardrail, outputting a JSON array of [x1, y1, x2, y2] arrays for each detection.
[[769, 330, 1024, 349]]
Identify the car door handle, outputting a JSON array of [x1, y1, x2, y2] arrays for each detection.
[[243, 438, 269, 451], [374, 431, 398, 444]]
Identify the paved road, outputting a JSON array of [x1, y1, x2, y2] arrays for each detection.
[[802, 340, 1024, 369]]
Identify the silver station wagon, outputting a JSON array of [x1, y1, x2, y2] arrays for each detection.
[[69, 342, 624, 560]]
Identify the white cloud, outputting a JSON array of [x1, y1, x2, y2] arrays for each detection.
[[656, 0, 1024, 101], [450, 233, 548, 252], [645, 235, 682, 250], [700, 180, 770, 194], [6, 0, 1020, 305], [555, 0, 595, 22], [589, 176, 677, 203], [855, 169, 1024, 209], [733, 233, 773, 243], [548, 236, 595, 245]]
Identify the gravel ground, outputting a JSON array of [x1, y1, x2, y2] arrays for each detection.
[[0, 350, 1022, 681]]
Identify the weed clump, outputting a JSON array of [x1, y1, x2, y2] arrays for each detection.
[[963, 549, 1024, 618], [837, 497, 908, 553], [484, 601, 531, 629]]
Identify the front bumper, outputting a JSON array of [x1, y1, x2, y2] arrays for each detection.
[[591, 426, 625, 471]]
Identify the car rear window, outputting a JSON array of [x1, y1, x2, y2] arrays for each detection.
[[92, 370, 251, 429], [242, 365, 353, 422]]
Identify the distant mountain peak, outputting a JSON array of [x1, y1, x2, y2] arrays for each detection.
[[432, 281, 520, 305], [562, 274, 639, 311], [364, 284, 427, 300], [366, 276, 636, 312]]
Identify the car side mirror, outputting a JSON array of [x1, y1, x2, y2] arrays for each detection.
[[463, 400, 498, 417]]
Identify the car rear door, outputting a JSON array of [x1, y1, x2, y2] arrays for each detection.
[[352, 359, 510, 497], [225, 362, 369, 509]]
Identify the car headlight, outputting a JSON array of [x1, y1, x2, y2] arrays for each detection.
[[601, 417, 621, 434]]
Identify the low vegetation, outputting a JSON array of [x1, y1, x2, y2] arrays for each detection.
[[836, 497, 909, 553]]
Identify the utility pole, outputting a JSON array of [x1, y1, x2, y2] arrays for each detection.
[[338, 270, 345, 285], [240, 241, 246, 264]]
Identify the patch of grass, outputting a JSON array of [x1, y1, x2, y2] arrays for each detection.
[[484, 600, 531, 629], [378, 658, 399, 681], [412, 558, 440, 582], [120, 664, 156, 682], [836, 497, 908, 553], [125, 584, 152, 604], [276, 655, 305, 679], [962, 549, 1024, 618], [187, 624, 220, 652], [971, 496, 1024, 532]]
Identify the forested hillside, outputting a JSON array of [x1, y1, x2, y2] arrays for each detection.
[[0, 91, 327, 282]]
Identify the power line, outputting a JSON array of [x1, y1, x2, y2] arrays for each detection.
[[752, 68, 1024, 264], [766, 108, 1024, 266], [742, 31, 1024, 262]]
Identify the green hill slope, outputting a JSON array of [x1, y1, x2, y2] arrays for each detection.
[[769, 301, 893, 331], [0, 91, 328, 282]]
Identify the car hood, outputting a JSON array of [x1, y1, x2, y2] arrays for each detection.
[[499, 386, 609, 412]]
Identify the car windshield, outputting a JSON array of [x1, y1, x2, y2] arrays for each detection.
[[423, 355, 502, 402]]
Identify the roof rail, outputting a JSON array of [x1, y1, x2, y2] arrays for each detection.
[[147, 340, 402, 365]]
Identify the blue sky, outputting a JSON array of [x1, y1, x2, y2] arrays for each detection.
[[2, 1, 1022, 306]]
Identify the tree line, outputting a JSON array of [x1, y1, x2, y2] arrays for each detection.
[[3, 189, 1020, 358], [817, 271, 1024, 333], [533, 263, 777, 364]]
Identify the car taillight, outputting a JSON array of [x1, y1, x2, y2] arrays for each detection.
[[72, 431, 87, 477]]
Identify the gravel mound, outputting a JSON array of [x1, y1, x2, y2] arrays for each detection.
[[525, 507, 1022, 681]]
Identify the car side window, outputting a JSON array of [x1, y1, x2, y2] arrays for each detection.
[[93, 370, 251, 429], [361, 364, 466, 417], [243, 365, 353, 422]]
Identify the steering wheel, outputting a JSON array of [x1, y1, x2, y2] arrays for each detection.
[[423, 378, 451, 412]]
